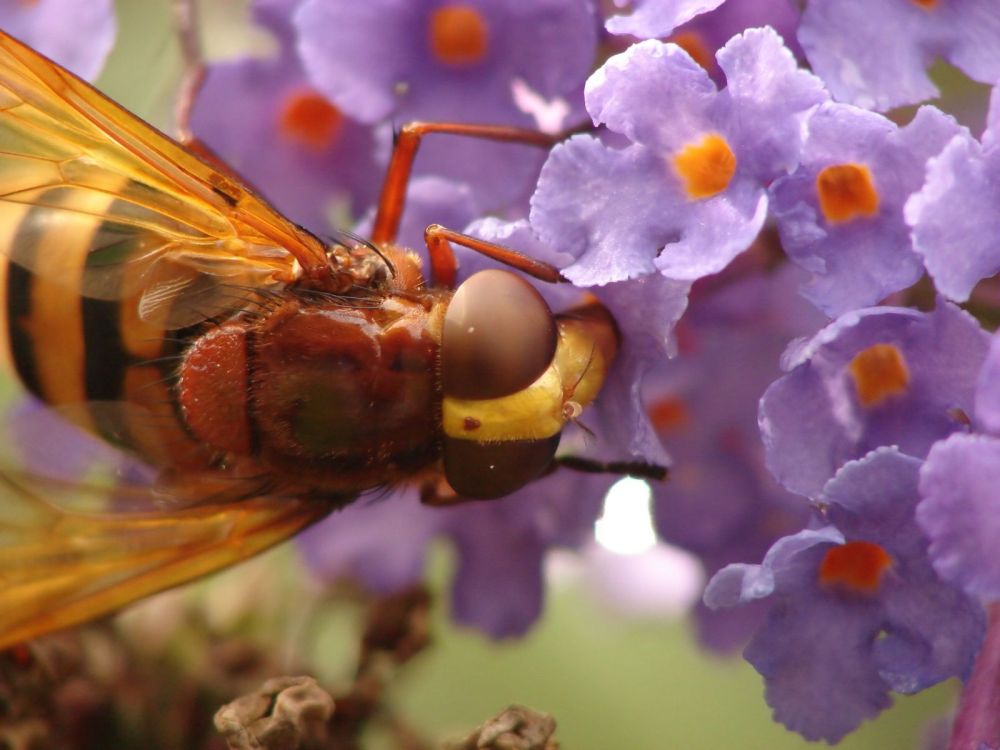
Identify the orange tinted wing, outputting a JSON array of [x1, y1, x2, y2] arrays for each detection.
[[0, 469, 336, 648], [0, 30, 330, 328]]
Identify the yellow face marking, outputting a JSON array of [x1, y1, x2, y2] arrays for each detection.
[[816, 163, 879, 223], [673, 132, 737, 199], [442, 317, 609, 442]]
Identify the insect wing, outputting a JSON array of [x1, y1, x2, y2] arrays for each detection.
[[0, 30, 330, 328], [0, 465, 334, 649], [0, 32, 341, 646]]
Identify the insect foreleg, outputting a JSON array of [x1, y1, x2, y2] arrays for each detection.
[[370, 122, 560, 246], [423, 224, 566, 289]]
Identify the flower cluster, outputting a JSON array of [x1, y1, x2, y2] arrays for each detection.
[[10, 0, 1000, 746]]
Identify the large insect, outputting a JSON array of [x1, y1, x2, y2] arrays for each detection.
[[0, 30, 652, 649]]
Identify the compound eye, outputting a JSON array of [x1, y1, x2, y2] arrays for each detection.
[[441, 269, 557, 399], [443, 434, 561, 500]]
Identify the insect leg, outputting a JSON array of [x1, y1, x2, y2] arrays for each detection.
[[554, 456, 669, 482], [371, 122, 560, 247], [172, 0, 206, 145], [423, 224, 566, 288]]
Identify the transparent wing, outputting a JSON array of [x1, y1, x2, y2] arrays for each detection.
[[0, 30, 331, 328], [0, 465, 335, 648]]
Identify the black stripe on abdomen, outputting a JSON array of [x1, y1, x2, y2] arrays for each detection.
[[5, 260, 43, 398]]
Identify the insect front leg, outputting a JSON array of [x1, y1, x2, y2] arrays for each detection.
[[423, 224, 566, 289], [370, 122, 562, 272]]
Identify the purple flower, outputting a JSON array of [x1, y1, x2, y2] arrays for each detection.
[[760, 302, 989, 498], [665, 0, 803, 85], [706, 448, 985, 742], [297, 490, 440, 594], [299, 472, 613, 638], [646, 265, 823, 650], [190, 0, 383, 234], [906, 85, 1000, 303], [917, 331, 1000, 599], [603, 0, 726, 39], [295, 0, 597, 210], [530, 28, 826, 286], [1, 0, 116, 80], [770, 103, 963, 316], [798, 0, 1000, 111]]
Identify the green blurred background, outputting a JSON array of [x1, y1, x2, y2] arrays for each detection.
[[96, 1, 957, 747]]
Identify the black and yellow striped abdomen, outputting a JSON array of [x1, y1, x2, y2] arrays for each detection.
[[0, 186, 213, 471]]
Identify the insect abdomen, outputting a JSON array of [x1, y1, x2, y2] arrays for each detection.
[[0, 189, 211, 469]]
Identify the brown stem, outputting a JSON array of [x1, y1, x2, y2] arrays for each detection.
[[948, 601, 1000, 750]]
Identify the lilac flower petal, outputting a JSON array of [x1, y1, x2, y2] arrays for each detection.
[[984, 84, 1000, 151], [296, 491, 440, 593], [875, 559, 984, 692], [761, 303, 988, 497], [652, 175, 768, 279], [295, 0, 416, 122], [449, 516, 546, 638], [798, 0, 936, 111], [918, 433, 1000, 598], [975, 332, 1000, 434], [944, 0, 1000, 92], [772, 104, 961, 316], [531, 137, 671, 284], [190, 2, 384, 233], [295, 0, 595, 209], [821, 448, 985, 692], [704, 527, 844, 608], [674, 0, 804, 73], [745, 594, 891, 743], [716, 27, 826, 179], [604, 0, 726, 39], [2, 0, 116, 81], [820, 448, 923, 549], [906, 133, 1000, 303], [585, 40, 718, 153], [799, 0, 1000, 112], [445, 472, 610, 638]]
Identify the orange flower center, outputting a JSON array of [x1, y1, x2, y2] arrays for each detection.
[[673, 133, 737, 199], [819, 541, 893, 594], [670, 31, 714, 72], [911, 0, 938, 8], [278, 88, 344, 152], [816, 163, 879, 223], [649, 396, 689, 434], [428, 5, 489, 67], [849, 343, 910, 407]]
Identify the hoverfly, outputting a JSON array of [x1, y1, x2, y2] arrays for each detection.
[[0, 29, 657, 649]]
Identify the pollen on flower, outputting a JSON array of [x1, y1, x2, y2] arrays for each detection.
[[648, 396, 689, 434], [670, 32, 714, 73], [428, 5, 489, 67], [849, 343, 910, 407], [819, 541, 893, 594], [911, 0, 938, 8], [816, 163, 879, 223], [278, 88, 344, 152], [673, 133, 737, 200]]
